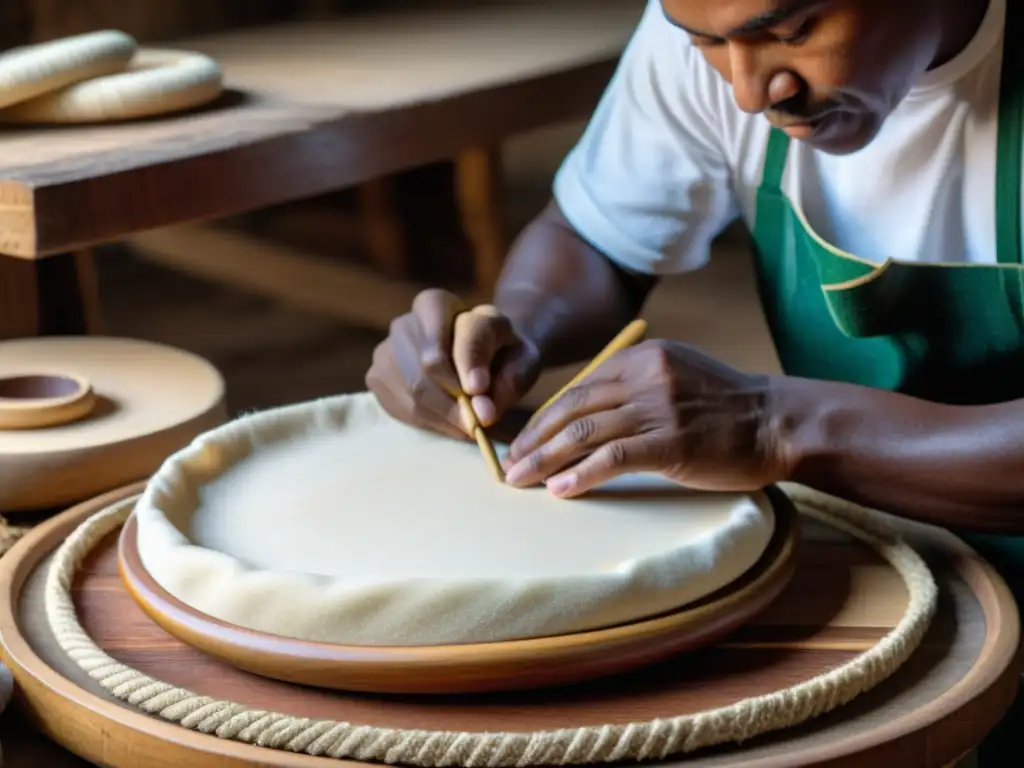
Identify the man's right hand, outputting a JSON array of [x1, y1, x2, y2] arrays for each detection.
[[366, 289, 542, 440]]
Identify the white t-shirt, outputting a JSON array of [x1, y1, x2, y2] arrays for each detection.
[[553, 0, 1013, 273]]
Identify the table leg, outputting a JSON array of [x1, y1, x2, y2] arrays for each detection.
[[358, 177, 409, 280], [455, 145, 507, 297], [0, 255, 39, 340], [0, 249, 101, 341]]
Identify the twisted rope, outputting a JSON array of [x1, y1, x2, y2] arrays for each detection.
[[45, 486, 938, 767]]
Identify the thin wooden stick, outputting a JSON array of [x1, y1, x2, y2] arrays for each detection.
[[457, 395, 505, 483], [529, 318, 648, 425]]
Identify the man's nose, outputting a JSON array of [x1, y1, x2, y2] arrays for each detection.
[[729, 43, 799, 114]]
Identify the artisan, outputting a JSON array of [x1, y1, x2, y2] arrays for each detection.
[[367, 1, 1023, 760]]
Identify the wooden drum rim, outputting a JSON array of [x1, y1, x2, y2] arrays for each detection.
[[115, 486, 801, 694], [0, 483, 1019, 768]]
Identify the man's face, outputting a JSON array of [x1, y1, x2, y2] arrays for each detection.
[[661, 0, 945, 154]]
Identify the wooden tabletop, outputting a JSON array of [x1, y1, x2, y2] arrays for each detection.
[[0, 0, 642, 259]]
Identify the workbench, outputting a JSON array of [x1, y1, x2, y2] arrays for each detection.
[[0, 0, 643, 339]]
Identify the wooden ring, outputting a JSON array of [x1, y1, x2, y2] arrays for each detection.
[[0, 372, 96, 430], [0, 48, 223, 124], [0, 30, 136, 110], [117, 487, 802, 694]]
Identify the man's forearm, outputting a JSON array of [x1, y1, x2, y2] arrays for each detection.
[[777, 377, 1024, 534], [494, 202, 656, 367]]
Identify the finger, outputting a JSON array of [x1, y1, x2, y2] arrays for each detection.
[[367, 341, 468, 441], [545, 434, 672, 498], [504, 407, 641, 488], [375, 373, 469, 441], [508, 380, 628, 462], [488, 343, 541, 421], [390, 317, 469, 433], [412, 289, 465, 395], [452, 305, 518, 396]]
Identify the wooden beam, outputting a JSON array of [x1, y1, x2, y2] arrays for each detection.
[[126, 224, 442, 332]]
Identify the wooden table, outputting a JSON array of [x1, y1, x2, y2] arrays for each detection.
[[0, 0, 644, 338], [0, 483, 1017, 768]]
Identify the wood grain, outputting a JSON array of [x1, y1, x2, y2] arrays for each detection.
[[0, 0, 643, 258], [0, 485, 1019, 767], [115, 487, 800, 694]]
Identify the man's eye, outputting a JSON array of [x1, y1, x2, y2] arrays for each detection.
[[776, 18, 817, 45], [690, 34, 726, 48]]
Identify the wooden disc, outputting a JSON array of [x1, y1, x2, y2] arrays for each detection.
[[0, 336, 227, 511], [117, 486, 800, 695], [0, 484, 1020, 768]]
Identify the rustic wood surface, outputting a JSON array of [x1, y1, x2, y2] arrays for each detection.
[[0, 0, 643, 258], [0, 484, 1018, 767]]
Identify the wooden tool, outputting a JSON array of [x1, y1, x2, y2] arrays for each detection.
[[0, 336, 227, 511], [450, 305, 507, 482], [457, 394, 504, 483], [529, 318, 648, 426], [0, 482, 1016, 768]]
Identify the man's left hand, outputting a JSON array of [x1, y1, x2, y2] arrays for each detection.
[[503, 339, 790, 497]]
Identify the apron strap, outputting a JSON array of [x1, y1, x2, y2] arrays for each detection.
[[996, 0, 1024, 264], [760, 126, 790, 193]]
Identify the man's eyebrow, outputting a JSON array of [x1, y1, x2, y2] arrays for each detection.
[[661, 2, 813, 39]]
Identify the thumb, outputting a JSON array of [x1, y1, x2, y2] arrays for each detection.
[[451, 305, 517, 396]]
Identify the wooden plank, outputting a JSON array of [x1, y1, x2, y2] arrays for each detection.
[[0, 0, 642, 258]]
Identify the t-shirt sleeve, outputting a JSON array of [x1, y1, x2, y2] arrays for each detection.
[[553, 0, 738, 275]]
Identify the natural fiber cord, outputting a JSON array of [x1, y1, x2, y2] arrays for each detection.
[[0, 515, 31, 557], [45, 486, 938, 767]]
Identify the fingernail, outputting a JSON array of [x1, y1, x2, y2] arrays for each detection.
[[504, 462, 526, 486], [547, 474, 576, 497], [472, 395, 497, 426], [467, 368, 489, 394]]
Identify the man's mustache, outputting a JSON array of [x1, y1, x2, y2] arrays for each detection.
[[766, 93, 841, 125]]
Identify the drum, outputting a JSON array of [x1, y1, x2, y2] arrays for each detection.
[[0, 359, 1018, 767]]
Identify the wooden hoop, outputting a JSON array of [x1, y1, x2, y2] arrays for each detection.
[[117, 486, 800, 694], [0, 484, 1019, 767]]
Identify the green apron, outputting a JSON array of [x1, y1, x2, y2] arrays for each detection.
[[749, 3, 1023, 761]]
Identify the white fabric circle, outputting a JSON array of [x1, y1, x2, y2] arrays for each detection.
[[134, 392, 775, 646]]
